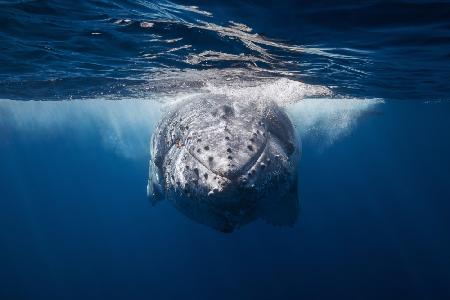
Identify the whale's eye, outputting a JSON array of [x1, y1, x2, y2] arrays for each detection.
[[286, 142, 295, 156]]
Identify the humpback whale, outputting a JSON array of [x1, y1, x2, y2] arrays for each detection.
[[148, 95, 300, 232]]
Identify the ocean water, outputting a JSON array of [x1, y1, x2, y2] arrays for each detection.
[[1, 1, 450, 299]]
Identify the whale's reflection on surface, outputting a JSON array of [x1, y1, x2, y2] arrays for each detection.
[[148, 95, 300, 232]]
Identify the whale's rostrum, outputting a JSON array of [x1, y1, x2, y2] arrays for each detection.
[[148, 95, 300, 232]]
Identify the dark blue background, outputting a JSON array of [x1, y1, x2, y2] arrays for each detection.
[[2, 101, 450, 299]]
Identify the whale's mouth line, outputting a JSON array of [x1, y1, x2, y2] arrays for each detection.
[[185, 137, 268, 181]]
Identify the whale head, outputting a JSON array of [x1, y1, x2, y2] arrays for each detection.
[[148, 95, 300, 232]]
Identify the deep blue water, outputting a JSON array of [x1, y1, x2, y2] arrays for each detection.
[[1, 1, 450, 299]]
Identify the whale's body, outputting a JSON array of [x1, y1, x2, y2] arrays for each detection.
[[148, 95, 300, 232]]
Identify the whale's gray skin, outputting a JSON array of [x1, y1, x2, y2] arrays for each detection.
[[148, 95, 300, 233]]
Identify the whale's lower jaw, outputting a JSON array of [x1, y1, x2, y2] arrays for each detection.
[[158, 134, 299, 233]]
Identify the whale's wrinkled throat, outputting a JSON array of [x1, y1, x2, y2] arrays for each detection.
[[148, 95, 300, 232]]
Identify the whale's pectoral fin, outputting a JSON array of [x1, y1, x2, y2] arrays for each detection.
[[147, 159, 165, 206], [259, 183, 299, 226]]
